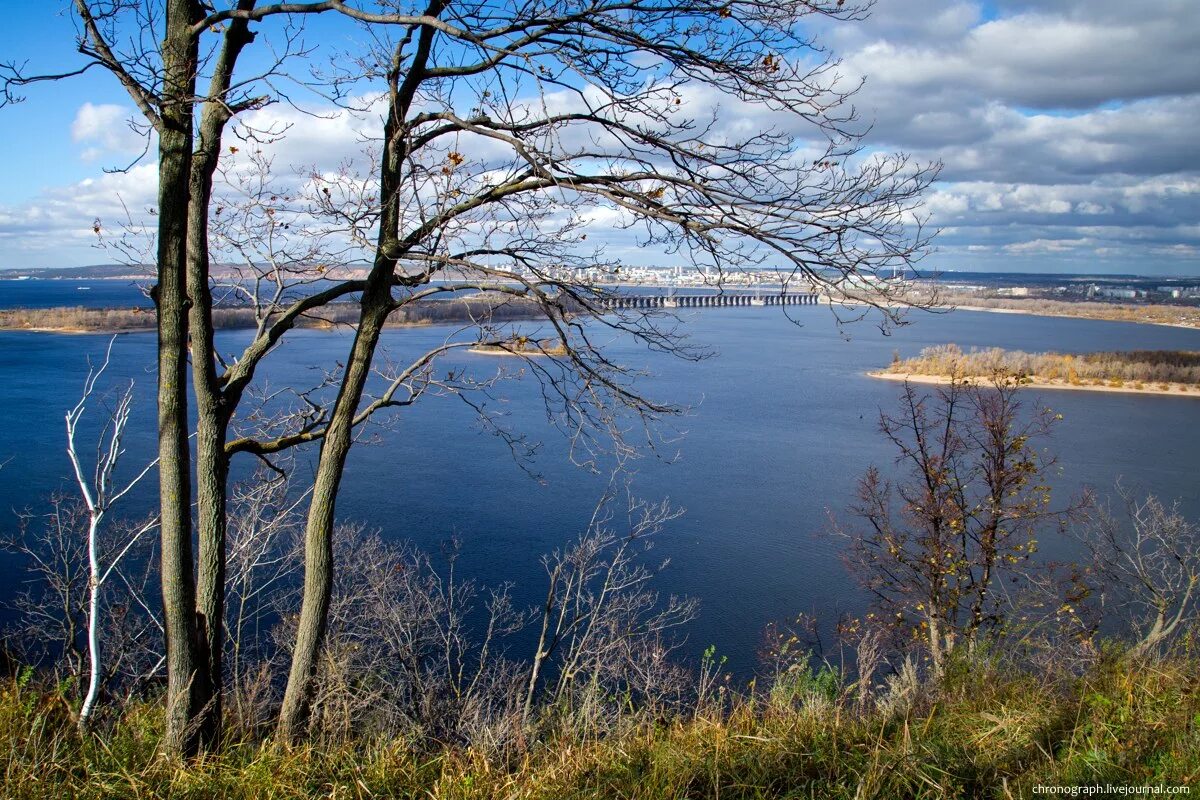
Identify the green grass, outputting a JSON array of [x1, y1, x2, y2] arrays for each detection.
[[3, 652, 1199, 798]]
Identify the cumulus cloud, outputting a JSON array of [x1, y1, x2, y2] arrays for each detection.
[[71, 102, 149, 162], [0, 164, 159, 265], [2, 1, 1198, 274], [813, 0, 1200, 274]]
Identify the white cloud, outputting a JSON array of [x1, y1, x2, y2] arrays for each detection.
[[70, 103, 148, 162], [0, 164, 158, 265], [820, 0, 1200, 273], [1004, 238, 1090, 255], [3, 2, 1200, 274]]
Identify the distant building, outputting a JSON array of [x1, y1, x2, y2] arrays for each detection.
[[1096, 287, 1141, 300]]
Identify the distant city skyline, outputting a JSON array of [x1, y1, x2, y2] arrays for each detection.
[[0, 0, 1198, 276]]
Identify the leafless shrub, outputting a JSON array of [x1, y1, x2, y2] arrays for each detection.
[[1, 498, 162, 717], [524, 489, 697, 735], [224, 467, 306, 733], [261, 486, 699, 749], [269, 528, 527, 754], [1076, 490, 1200, 662]]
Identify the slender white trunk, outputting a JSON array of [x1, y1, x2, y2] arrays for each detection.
[[927, 610, 943, 681], [65, 345, 154, 732], [79, 512, 103, 730]]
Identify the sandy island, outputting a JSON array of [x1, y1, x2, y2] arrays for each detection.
[[467, 343, 567, 357], [869, 371, 1200, 399]]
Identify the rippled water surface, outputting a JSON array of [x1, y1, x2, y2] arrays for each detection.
[[2, 296, 1198, 674]]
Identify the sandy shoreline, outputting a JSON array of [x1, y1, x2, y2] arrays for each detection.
[[467, 344, 566, 357], [869, 371, 1200, 399]]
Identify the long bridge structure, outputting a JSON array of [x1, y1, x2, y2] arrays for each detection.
[[597, 290, 818, 310]]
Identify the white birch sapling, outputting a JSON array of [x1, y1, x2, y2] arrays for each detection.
[[64, 338, 158, 730]]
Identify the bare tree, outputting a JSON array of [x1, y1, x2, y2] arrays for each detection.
[[1077, 491, 1200, 662], [836, 375, 1073, 679], [268, 1, 936, 742], [1, 0, 349, 753], [4, 0, 936, 750], [64, 340, 159, 730], [2, 503, 163, 725], [524, 489, 696, 725], [267, 528, 526, 752], [4, 0, 247, 753]]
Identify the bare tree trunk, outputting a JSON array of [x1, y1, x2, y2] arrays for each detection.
[[158, 0, 204, 760], [189, 389, 228, 750], [79, 513, 103, 728], [277, 301, 390, 743], [276, 11, 442, 742], [927, 610, 943, 681], [1128, 599, 1188, 662], [524, 582, 557, 722], [187, 157, 228, 748], [187, 4, 258, 750]]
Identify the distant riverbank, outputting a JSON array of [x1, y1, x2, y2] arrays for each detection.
[[0, 294, 549, 334], [950, 302, 1200, 331], [7, 287, 1200, 336], [928, 292, 1200, 330], [819, 292, 1200, 331]]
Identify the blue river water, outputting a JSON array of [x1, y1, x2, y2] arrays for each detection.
[[2, 279, 1199, 675], [0, 278, 153, 309]]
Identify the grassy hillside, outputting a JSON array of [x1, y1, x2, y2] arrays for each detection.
[[3, 649, 1197, 799]]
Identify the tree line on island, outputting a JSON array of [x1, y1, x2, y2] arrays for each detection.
[[885, 343, 1200, 391]]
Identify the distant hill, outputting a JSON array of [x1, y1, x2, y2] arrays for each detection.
[[0, 263, 372, 281], [0, 264, 152, 280]]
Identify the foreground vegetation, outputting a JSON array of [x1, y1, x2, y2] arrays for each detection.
[[3, 644, 1197, 799], [3, 373, 1196, 797], [0, 294, 549, 333], [882, 344, 1200, 393]]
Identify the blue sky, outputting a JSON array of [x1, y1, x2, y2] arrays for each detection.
[[1, 0, 1198, 276]]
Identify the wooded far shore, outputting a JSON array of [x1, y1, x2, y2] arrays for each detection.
[[0, 294, 548, 333]]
